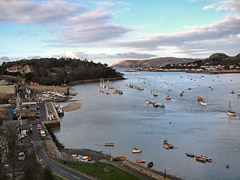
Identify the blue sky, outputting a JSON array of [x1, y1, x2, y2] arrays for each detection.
[[0, 0, 240, 65]]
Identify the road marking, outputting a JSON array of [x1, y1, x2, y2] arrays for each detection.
[[61, 170, 69, 174], [72, 175, 81, 180]]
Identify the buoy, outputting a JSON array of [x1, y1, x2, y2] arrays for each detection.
[[185, 152, 187, 154], [169, 122, 172, 124], [209, 160, 212, 163], [226, 164, 229, 168], [175, 146, 178, 149]]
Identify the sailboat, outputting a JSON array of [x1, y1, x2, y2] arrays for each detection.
[[227, 100, 236, 116], [159, 97, 165, 108]]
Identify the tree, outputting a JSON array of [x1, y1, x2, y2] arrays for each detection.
[[42, 166, 54, 180], [0, 125, 20, 180]]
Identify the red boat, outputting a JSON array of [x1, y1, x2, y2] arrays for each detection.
[[166, 96, 171, 100], [198, 96, 203, 102]]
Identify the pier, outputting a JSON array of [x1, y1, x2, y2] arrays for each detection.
[[42, 101, 60, 127]]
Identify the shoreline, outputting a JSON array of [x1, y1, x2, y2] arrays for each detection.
[[68, 77, 125, 86], [124, 69, 240, 74], [62, 103, 82, 112], [47, 127, 182, 180]]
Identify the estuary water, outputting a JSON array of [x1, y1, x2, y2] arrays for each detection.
[[53, 71, 240, 180]]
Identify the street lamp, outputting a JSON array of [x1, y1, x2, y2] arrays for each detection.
[[164, 168, 170, 178], [109, 147, 112, 165]]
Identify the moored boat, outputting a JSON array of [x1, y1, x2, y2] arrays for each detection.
[[198, 96, 203, 102], [146, 100, 150, 104], [196, 156, 206, 163], [196, 155, 212, 162], [132, 148, 142, 153], [147, 161, 153, 168], [185, 152, 194, 158], [166, 96, 171, 100], [104, 143, 114, 146], [200, 102, 207, 106], [136, 159, 145, 163], [163, 144, 169, 150], [227, 100, 236, 116], [153, 93, 158, 97]]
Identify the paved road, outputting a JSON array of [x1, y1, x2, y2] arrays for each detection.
[[29, 102, 96, 180], [35, 145, 95, 180]]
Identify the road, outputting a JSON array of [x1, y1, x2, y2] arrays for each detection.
[[30, 102, 96, 180], [35, 145, 95, 180]]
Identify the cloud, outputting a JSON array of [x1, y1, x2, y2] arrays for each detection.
[[108, 13, 240, 57], [0, 0, 86, 24], [95, 1, 116, 9], [27, 56, 42, 59], [54, 51, 157, 61], [66, 9, 112, 25], [0, 56, 10, 61], [217, 0, 240, 12], [186, 0, 199, 3], [109, 52, 157, 59], [0, 0, 133, 44], [203, 5, 215, 10], [57, 23, 134, 43], [0, 56, 10, 65]]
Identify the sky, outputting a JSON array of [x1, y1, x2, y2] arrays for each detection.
[[0, 0, 240, 65]]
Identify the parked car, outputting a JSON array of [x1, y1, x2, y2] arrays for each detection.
[[18, 152, 25, 160]]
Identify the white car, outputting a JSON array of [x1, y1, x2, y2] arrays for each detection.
[[18, 152, 25, 160]]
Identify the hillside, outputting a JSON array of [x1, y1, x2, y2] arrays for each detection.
[[0, 58, 122, 85], [111, 57, 200, 68], [203, 53, 240, 65]]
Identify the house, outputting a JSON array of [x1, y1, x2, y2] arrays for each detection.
[[6, 65, 22, 73], [6, 64, 34, 74], [22, 65, 34, 73]]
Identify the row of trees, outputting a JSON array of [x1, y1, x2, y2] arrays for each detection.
[[0, 58, 122, 85], [0, 125, 55, 180]]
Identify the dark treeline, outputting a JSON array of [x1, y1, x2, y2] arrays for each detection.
[[0, 58, 122, 85]]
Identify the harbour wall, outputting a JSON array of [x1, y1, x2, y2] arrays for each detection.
[[27, 85, 69, 95]]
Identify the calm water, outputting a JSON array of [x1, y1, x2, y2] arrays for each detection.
[[53, 71, 240, 180]]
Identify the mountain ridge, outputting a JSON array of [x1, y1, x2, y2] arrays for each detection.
[[111, 57, 201, 68]]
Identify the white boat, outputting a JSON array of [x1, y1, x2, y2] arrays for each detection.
[[200, 102, 207, 106], [227, 100, 236, 116], [159, 97, 165, 108], [146, 100, 150, 104], [132, 148, 142, 153]]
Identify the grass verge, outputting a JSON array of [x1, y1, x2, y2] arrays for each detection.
[[55, 159, 140, 180], [53, 173, 66, 180]]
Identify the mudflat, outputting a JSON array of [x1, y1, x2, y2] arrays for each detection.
[[63, 103, 82, 112]]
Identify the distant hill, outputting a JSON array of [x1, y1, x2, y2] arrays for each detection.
[[203, 53, 240, 65], [111, 57, 200, 68]]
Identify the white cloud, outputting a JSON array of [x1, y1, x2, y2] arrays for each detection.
[[0, 0, 86, 24], [54, 51, 157, 61], [95, 1, 116, 9], [108, 14, 240, 57], [217, 0, 240, 12], [57, 23, 134, 43], [186, 0, 199, 3], [203, 5, 215, 10], [66, 9, 112, 25]]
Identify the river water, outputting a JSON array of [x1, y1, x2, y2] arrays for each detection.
[[53, 71, 240, 180]]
